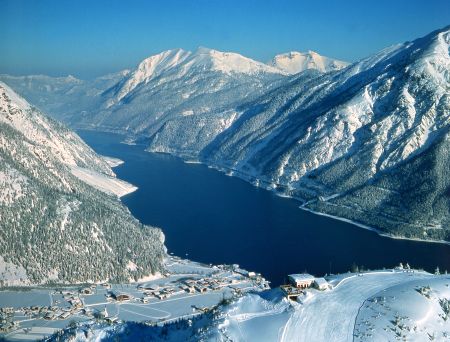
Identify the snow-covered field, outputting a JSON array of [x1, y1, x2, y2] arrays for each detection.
[[101, 155, 124, 168], [0, 257, 266, 341], [211, 270, 450, 341], [70, 165, 137, 198]]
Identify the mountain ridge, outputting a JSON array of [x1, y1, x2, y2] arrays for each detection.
[[268, 50, 349, 74], [0, 82, 166, 286], [2, 26, 449, 242]]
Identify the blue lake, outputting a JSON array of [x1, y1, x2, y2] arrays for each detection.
[[79, 130, 450, 286]]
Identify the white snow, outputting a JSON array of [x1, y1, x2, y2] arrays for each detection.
[[70, 165, 137, 198], [117, 49, 191, 101], [269, 51, 349, 74], [0, 164, 28, 205], [0, 256, 30, 286], [113, 47, 285, 103], [193, 47, 283, 75], [182, 110, 194, 116], [126, 261, 138, 272], [213, 270, 449, 342], [101, 155, 124, 167]]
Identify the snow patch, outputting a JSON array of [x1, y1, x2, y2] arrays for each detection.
[[70, 165, 137, 198]]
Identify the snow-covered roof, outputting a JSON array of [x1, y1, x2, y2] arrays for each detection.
[[314, 278, 328, 286], [288, 274, 315, 282]]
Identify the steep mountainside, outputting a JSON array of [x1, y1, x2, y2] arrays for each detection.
[[199, 26, 450, 241], [0, 48, 289, 137], [268, 51, 349, 74], [85, 47, 287, 142], [0, 48, 347, 156], [2, 29, 448, 242], [1, 48, 339, 154], [0, 82, 165, 286]]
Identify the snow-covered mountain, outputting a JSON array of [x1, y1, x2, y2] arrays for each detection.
[[0, 82, 165, 286], [79, 47, 289, 141], [2, 28, 449, 242], [207, 270, 450, 341], [0, 47, 347, 154], [268, 50, 349, 74], [195, 26, 450, 242], [113, 47, 284, 104]]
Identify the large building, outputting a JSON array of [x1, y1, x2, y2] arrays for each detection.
[[111, 291, 132, 302], [288, 274, 315, 289]]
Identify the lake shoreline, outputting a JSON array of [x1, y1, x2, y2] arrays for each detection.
[[77, 130, 450, 284], [145, 148, 450, 247]]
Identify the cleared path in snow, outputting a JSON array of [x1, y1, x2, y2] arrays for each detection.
[[280, 271, 433, 342]]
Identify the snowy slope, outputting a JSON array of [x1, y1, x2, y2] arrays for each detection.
[[0, 47, 344, 156], [268, 51, 349, 74], [114, 49, 192, 102], [115, 47, 283, 102], [0, 48, 293, 151], [208, 270, 450, 342], [198, 25, 450, 242], [0, 82, 165, 286], [0, 82, 112, 175], [2, 28, 449, 242], [58, 270, 450, 341]]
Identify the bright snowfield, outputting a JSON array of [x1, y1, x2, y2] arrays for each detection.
[[101, 155, 124, 168], [70, 165, 137, 198], [210, 270, 450, 341], [0, 81, 136, 198], [74, 155, 137, 197], [268, 51, 349, 74]]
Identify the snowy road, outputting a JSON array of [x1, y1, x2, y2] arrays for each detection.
[[280, 271, 432, 342]]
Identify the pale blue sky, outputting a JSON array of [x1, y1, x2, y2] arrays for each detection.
[[1, 0, 448, 78]]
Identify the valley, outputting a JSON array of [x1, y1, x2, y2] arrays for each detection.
[[0, 14, 449, 341]]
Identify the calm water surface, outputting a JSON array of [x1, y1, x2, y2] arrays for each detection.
[[79, 130, 450, 286]]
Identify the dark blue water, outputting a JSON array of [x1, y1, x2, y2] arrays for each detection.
[[79, 130, 450, 286]]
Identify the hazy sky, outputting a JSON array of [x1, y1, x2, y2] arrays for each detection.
[[1, 0, 448, 79]]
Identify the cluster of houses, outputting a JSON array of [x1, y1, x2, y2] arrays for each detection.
[[0, 263, 271, 336], [137, 285, 178, 301], [5, 289, 89, 324], [134, 271, 257, 303], [281, 274, 330, 300], [0, 307, 17, 333]]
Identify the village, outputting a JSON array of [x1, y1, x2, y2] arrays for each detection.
[[0, 257, 269, 341], [1, 256, 427, 342]]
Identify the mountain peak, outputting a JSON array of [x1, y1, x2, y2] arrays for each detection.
[[269, 51, 349, 74], [116, 48, 191, 101], [190, 47, 284, 75], [113, 47, 285, 103]]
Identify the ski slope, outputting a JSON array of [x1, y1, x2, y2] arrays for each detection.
[[213, 270, 450, 341]]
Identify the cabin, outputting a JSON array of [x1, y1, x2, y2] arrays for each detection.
[[288, 274, 315, 289], [111, 291, 132, 302], [44, 312, 55, 320], [59, 311, 71, 320], [140, 285, 159, 291], [80, 287, 93, 295], [313, 278, 329, 291], [194, 285, 208, 293]]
